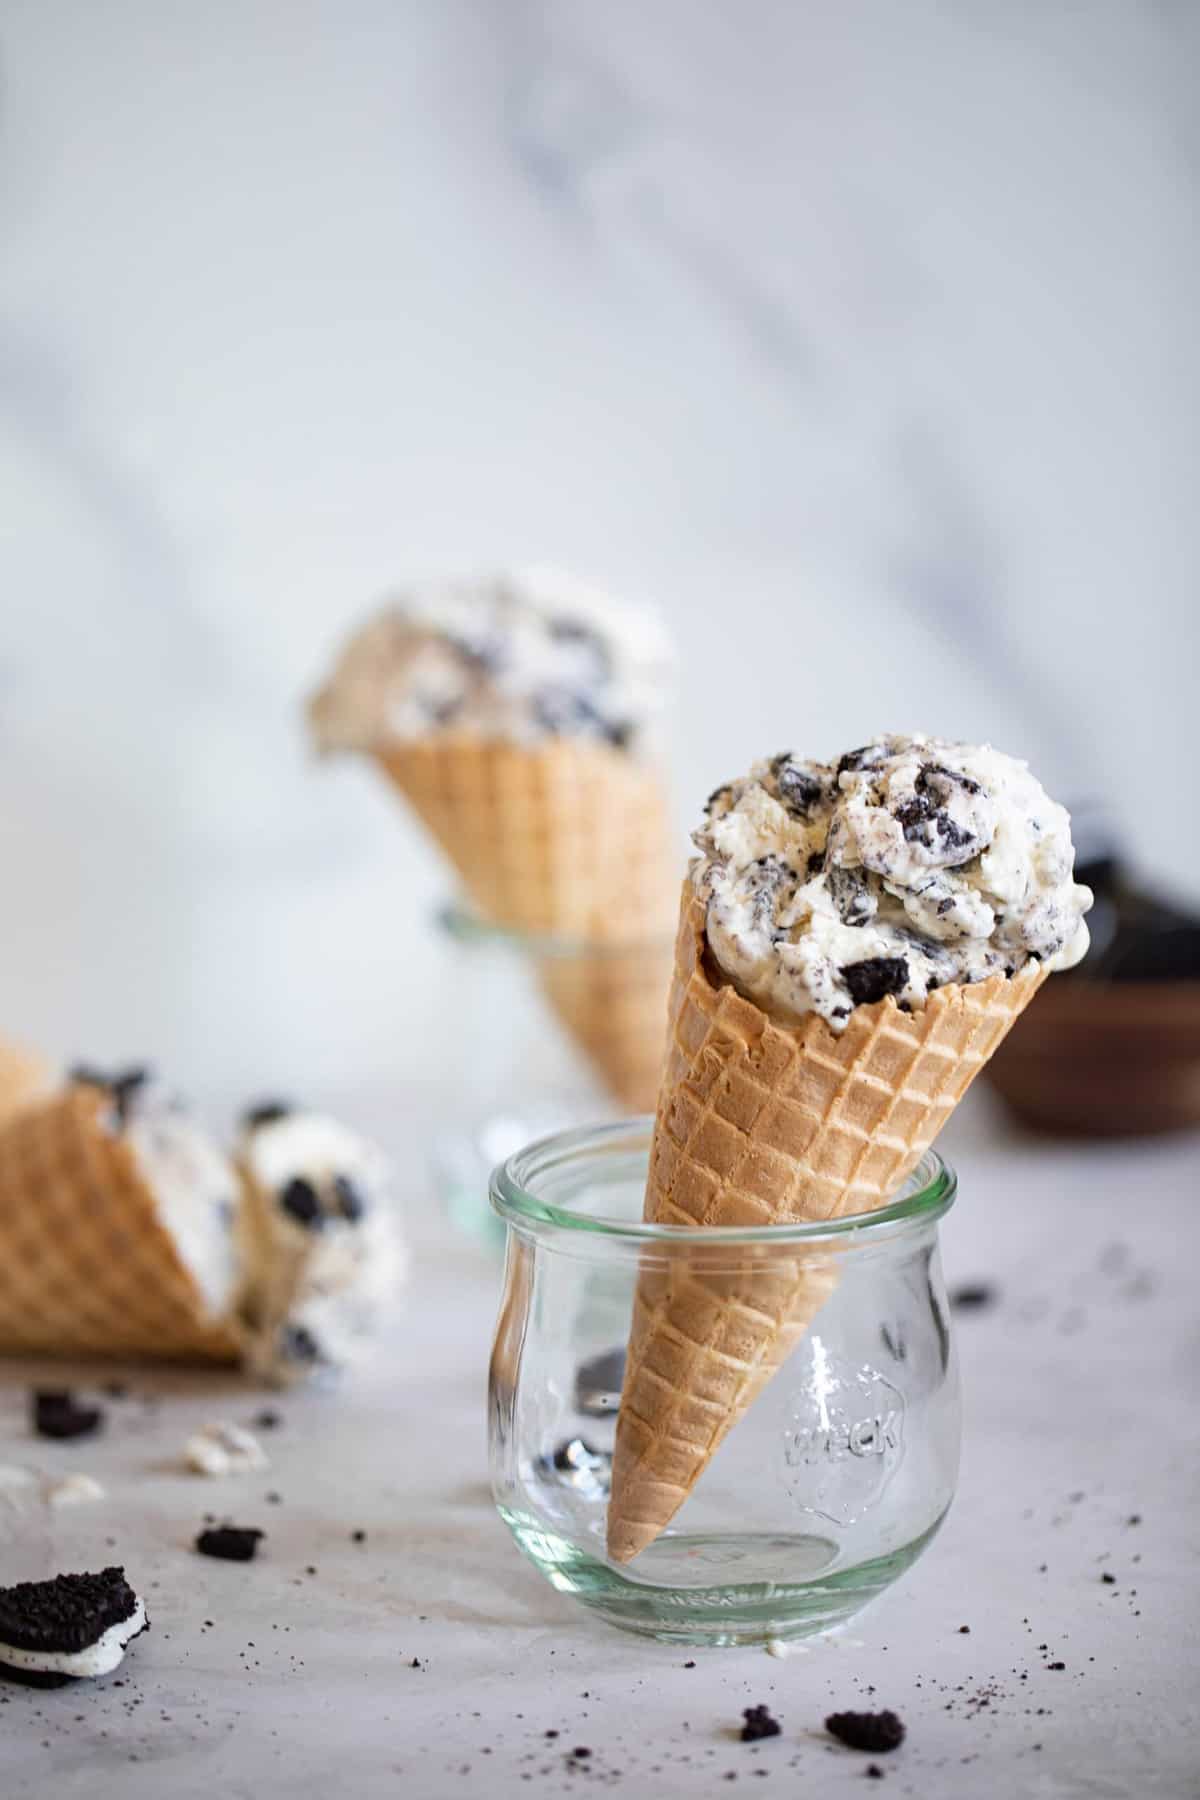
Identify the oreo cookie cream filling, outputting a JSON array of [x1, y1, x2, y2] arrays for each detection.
[[308, 568, 671, 757], [695, 736, 1092, 1030], [0, 1568, 147, 1683]]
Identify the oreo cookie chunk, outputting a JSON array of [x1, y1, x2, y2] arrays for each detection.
[[825, 1709, 905, 1753], [840, 957, 908, 1008], [67, 1064, 150, 1126], [0, 1567, 147, 1686], [768, 754, 830, 821], [195, 1525, 264, 1562], [32, 1389, 104, 1441]]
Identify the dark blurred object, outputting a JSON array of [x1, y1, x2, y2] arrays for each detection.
[[986, 855, 1200, 1137]]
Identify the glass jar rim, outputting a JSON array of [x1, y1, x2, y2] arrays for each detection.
[[490, 1119, 956, 1244], [439, 902, 675, 958]]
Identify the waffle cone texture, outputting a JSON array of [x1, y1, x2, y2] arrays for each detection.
[[536, 937, 673, 1114], [606, 886, 1047, 1563], [377, 736, 677, 942], [0, 1088, 241, 1361], [379, 735, 678, 1105], [0, 1039, 49, 1128]]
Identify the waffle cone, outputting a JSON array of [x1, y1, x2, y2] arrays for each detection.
[[536, 936, 673, 1113], [377, 736, 677, 940], [0, 1089, 241, 1361], [0, 1040, 50, 1128], [606, 886, 1047, 1562]]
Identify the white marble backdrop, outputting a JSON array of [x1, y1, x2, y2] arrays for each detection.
[[1, 0, 1197, 1103]]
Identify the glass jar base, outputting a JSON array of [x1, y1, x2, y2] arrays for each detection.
[[499, 1507, 948, 1647]]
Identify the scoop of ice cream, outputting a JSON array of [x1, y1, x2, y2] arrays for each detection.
[[695, 736, 1092, 1030], [235, 1106, 405, 1385], [307, 569, 672, 757]]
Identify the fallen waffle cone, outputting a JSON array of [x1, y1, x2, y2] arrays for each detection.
[[376, 736, 678, 940], [536, 935, 674, 1113], [0, 1039, 50, 1128], [0, 1087, 242, 1361], [606, 886, 1047, 1563]]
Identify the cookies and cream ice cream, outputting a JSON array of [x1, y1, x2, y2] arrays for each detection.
[[308, 568, 671, 758], [235, 1105, 405, 1385], [696, 736, 1092, 1030], [70, 1067, 242, 1321]]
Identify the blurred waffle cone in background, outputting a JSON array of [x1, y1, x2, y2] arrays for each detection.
[[536, 935, 675, 1115], [606, 888, 1046, 1563], [308, 575, 682, 1111], [0, 1037, 51, 1127], [0, 1085, 241, 1361], [378, 737, 679, 1108], [376, 737, 677, 940]]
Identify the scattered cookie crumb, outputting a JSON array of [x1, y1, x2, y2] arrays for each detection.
[[741, 1705, 781, 1742], [194, 1526, 264, 1563], [32, 1391, 104, 1442], [825, 1710, 905, 1753], [48, 1474, 106, 1509], [949, 1283, 996, 1311]]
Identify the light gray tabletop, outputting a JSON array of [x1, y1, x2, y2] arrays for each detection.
[[2, 1094, 1197, 1800]]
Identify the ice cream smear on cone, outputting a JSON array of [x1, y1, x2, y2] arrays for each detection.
[[606, 735, 1092, 1563], [235, 1103, 406, 1386]]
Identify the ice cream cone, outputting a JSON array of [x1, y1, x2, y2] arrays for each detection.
[[0, 1040, 50, 1128], [376, 736, 678, 941], [606, 886, 1046, 1562], [535, 935, 674, 1114], [0, 1086, 242, 1362]]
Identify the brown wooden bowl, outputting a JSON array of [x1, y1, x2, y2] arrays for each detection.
[[984, 981, 1200, 1137]]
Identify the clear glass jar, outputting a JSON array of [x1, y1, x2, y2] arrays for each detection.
[[432, 909, 673, 1245], [489, 1122, 961, 1646]]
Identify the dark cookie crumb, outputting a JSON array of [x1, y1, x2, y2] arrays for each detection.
[[279, 1177, 323, 1229], [1101, 1572, 1116, 1585], [351, 1530, 366, 1544], [1046, 1661, 1066, 1671], [825, 1710, 905, 1753], [841, 956, 908, 1008], [949, 1283, 997, 1311], [68, 1064, 149, 1124], [253, 1409, 282, 1430], [741, 1705, 781, 1742], [333, 1174, 366, 1221], [571, 1747, 592, 1760], [33, 1390, 104, 1441], [958, 1625, 971, 1634], [243, 1100, 293, 1129], [866, 1770, 884, 1783], [194, 1526, 263, 1563]]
